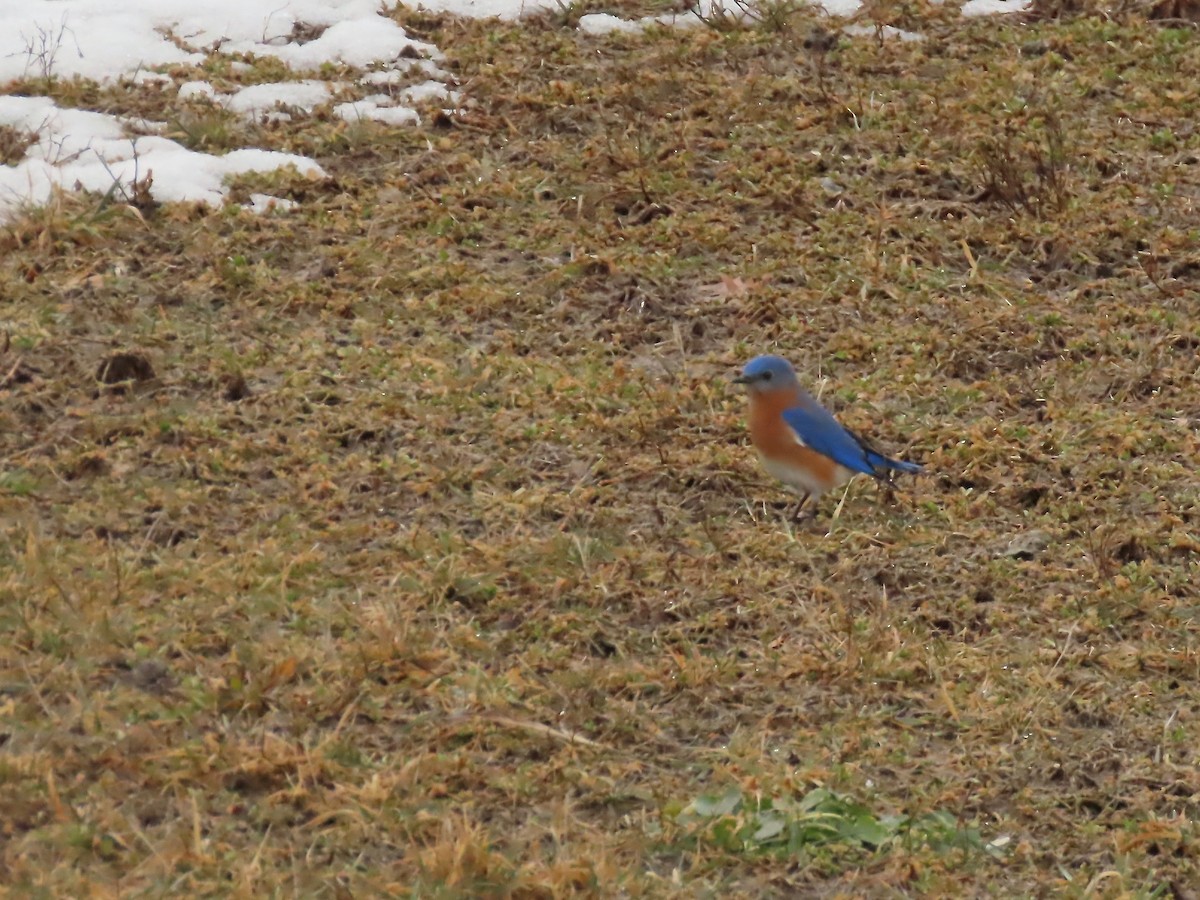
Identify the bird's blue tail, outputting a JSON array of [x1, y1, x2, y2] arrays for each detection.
[[866, 450, 922, 476]]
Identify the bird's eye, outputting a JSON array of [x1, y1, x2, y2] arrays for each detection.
[[761, 371, 772, 381]]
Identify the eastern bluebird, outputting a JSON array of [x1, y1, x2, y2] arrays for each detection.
[[733, 354, 921, 518]]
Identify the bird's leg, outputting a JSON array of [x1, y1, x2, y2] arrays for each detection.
[[878, 473, 898, 505], [791, 492, 812, 521]]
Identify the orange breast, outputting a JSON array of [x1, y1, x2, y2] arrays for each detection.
[[747, 389, 839, 486]]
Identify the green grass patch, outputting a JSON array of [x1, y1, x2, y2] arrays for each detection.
[[673, 785, 1004, 863]]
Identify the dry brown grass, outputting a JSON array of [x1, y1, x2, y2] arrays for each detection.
[[2, 4, 1200, 895]]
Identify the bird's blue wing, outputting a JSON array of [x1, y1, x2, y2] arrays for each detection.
[[781, 401, 923, 477], [780, 403, 876, 476]]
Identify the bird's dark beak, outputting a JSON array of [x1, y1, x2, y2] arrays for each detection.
[[732, 374, 750, 384]]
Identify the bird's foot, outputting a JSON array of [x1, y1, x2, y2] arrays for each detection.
[[790, 494, 815, 522]]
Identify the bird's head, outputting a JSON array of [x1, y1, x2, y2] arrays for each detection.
[[733, 354, 798, 393]]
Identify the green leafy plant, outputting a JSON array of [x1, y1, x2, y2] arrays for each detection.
[[675, 786, 1006, 859]]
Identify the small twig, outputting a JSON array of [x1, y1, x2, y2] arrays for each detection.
[[1137, 252, 1182, 299], [0, 355, 24, 389], [474, 713, 609, 749]]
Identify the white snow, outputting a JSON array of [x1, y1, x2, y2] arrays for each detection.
[[0, 93, 323, 218], [0, 5, 200, 83], [843, 23, 925, 40], [0, 0, 446, 84], [400, 80, 462, 104], [247, 192, 298, 212], [225, 80, 333, 116], [0, 0, 1027, 221], [962, 0, 1030, 14], [817, 0, 865, 16], [0, 0, 446, 218], [362, 61, 452, 86], [417, 0, 553, 17], [335, 99, 420, 126], [578, 13, 645, 34], [179, 81, 218, 101], [220, 17, 440, 70]]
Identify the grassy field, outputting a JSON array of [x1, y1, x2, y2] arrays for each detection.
[[3, 1, 1200, 895]]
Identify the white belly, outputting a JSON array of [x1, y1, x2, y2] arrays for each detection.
[[760, 454, 853, 497]]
